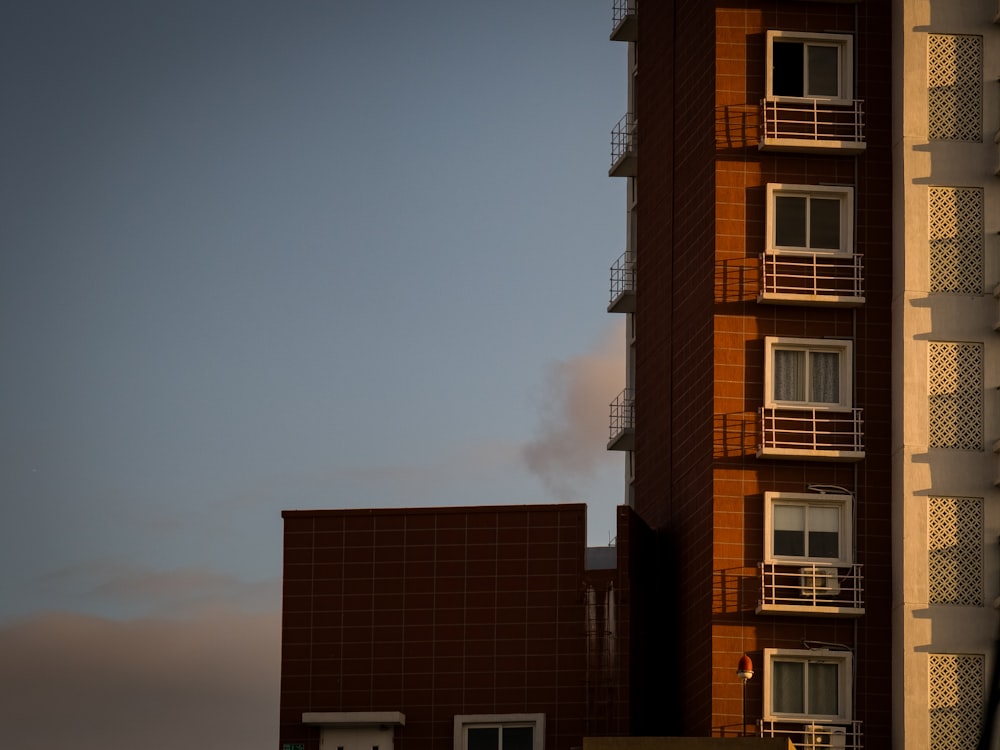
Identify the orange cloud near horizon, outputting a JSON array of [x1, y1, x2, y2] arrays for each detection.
[[0, 610, 280, 750]]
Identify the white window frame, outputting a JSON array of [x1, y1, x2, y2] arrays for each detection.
[[763, 648, 853, 722], [766, 30, 854, 102], [453, 714, 544, 750], [764, 336, 854, 410], [764, 491, 853, 565], [766, 184, 854, 256]]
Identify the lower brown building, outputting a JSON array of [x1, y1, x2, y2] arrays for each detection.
[[279, 504, 642, 750]]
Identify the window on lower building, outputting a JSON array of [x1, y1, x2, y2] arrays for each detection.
[[765, 337, 853, 409], [454, 715, 544, 750], [764, 649, 853, 722], [767, 184, 853, 255], [765, 492, 852, 564], [767, 31, 853, 101]]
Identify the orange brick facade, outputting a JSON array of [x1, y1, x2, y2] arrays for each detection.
[[633, 1, 893, 744]]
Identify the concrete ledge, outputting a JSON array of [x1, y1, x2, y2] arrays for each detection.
[[584, 738, 795, 750], [302, 712, 405, 727]]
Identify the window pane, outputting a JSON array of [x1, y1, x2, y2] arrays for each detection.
[[774, 350, 805, 401], [806, 45, 840, 97], [809, 198, 842, 250], [809, 531, 839, 558], [772, 41, 804, 96], [502, 727, 533, 750], [774, 505, 805, 556], [775, 196, 807, 248], [808, 507, 841, 558], [773, 661, 805, 714], [809, 351, 840, 403], [468, 729, 499, 750], [808, 663, 840, 716]]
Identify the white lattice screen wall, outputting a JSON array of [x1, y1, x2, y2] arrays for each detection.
[[928, 342, 983, 450], [928, 497, 983, 606], [929, 654, 984, 749], [928, 34, 983, 142], [929, 187, 983, 294]]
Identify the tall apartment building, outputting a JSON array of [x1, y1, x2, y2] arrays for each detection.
[[277, 3, 1000, 750], [605, 1, 1000, 748]]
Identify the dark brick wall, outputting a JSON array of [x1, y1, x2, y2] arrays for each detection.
[[634, 0, 719, 735], [278, 504, 630, 750]]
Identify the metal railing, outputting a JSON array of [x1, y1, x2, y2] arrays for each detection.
[[610, 113, 636, 169], [609, 250, 636, 307], [609, 388, 635, 442], [759, 407, 865, 457], [759, 719, 863, 750], [611, 0, 636, 31], [758, 562, 864, 613], [761, 98, 865, 146], [760, 252, 864, 302]]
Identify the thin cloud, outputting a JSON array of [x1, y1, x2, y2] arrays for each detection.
[[31, 560, 279, 620], [523, 322, 625, 500], [0, 610, 279, 750]]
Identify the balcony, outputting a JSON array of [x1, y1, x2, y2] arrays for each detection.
[[757, 562, 865, 617], [759, 252, 865, 306], [610, 0, 636, 41], [759, 720, 863, 750], [759, 99, 866, 154], [609, 113, 636, 177], [608, 250, 636, 313], [758, 407, 865, 461], [607, 388, 634, 451]]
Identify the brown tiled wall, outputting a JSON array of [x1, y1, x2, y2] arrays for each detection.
[[635, 0, 720, 736], [279, 504, 629, 750]]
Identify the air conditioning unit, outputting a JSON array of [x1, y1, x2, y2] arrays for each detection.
[[799, 567, 841, 598], [804, 724, 847, 749]]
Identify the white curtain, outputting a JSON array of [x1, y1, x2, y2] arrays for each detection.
[[773, 349, 840, 403], [809, 351, 839, 403], [774, 350, 805, 401], [773, 659, 839, 716], [773, 661, 805, 714]]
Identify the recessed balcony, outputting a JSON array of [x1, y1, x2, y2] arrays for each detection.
[[759, 720, 863, 750], [758, 407, 865, 461], [759, 98, 866, 154], [759, 252, 865, 306], [610, 0, 636, 41], [609, 113, 636, 177], [757, 562, 865, 617], [608, 250, 635, 313], [607, 388, 634, 451]]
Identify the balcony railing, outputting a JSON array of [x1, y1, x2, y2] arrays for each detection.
[[760, 98, 866, 154], [608, 250, 636, 313], [609, 113, 636, 177], [758, 407, 865, 461], [757, 562, 865, 616], [610, 0, 637, 41], [759, 252, 865, 306], [608, 388, 635, 451], [759, 719, 863, 750]]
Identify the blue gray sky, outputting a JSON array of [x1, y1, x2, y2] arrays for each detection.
[[0, 1, 625, 747]]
